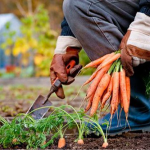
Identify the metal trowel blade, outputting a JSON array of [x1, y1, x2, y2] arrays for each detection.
[[26, 95, 52, 120]]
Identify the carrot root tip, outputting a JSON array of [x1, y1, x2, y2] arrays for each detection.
[[77, 139, 84, 145], [102, 142, 108, 148]]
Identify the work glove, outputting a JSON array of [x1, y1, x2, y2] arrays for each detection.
[[120, 12, 150, 76], [50, 36, 82, 99]]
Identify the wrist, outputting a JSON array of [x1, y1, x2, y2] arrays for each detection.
[[54, 36, 82, 54]]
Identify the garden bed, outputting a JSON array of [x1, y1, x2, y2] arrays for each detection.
[[0, 84, 150, 149], [0, 133, 150, 149]]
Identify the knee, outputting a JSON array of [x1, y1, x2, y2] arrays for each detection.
[[63, 0, 77, 20]]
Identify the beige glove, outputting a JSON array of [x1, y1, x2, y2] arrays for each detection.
[[120, 12, 150, 76]]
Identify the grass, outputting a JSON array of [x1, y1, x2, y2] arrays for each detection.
[[0, 105, 108, 149]]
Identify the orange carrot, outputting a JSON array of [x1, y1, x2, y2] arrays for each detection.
[[85, 63, 112, 97], [111, 71, 120, 115], [98, 53, 121, 71], [120, 68, 128, 114], [41, 141, 46, 146], [84, 53, 118, 86], [83, 53, 111, 69], [90, 73, 111, 116], [12, 138, 17, 144], [58, 138, 66, 149], [83, 67, 100, 86], [83, 53, 116, 86], [101, 77, 113, 109], [125, 76, 131, 114], [77, 139, 84, 145], [126, 76, 130, 103], [102, 142, 108, 148], [84, 94, 94, 113]]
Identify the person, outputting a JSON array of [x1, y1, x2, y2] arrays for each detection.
[[50, 0, 150, 135]]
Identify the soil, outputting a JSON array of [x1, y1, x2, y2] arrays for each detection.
[[1, 83, 149, 149], [0, 85, 88, 117], [1, 133, 150, 149]]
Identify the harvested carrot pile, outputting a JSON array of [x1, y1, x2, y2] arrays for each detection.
[[83, 51, 130, 120]]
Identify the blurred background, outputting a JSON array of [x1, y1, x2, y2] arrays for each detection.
[[0, 0, 92, 78], [0, 0, 94, 117]]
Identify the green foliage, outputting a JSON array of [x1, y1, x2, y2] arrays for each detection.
[[0, 105, 107, 149], [143, 72, 150, 97], [1, 5, 57, 77], [137, 63, 150, 97], [1, 4, 94, 77]]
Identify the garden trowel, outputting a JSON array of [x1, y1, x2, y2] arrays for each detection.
[[27, 60, 76, 120]]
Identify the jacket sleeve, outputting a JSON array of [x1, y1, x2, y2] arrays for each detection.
[[60, 17, 75, 37], [140, 0, 150, 16]]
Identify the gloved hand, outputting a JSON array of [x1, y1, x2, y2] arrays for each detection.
[[120, 12, 150, 76], [50, 36, 82, 99]]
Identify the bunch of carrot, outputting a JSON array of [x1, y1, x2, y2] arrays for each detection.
[[83, 51, 130, 119]]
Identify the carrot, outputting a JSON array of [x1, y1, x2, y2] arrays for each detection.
[[77, 139, 84, 145], [101, 77, 113, 109], [41, 141, 46, 146], [126, 76, 130, 103], [85, 63, 112, 97], [100, 59, 119, 110], [83, 67, 100, 86], [102, 142, 108, 148], [120, 67, 128, 114], [90, 73, 111, 116], [98, 53, 121, 71], [83, 53, 116, 86], [12, 138, 17, 144], [125, 76, 131, 114], [84, 52, 119, 86], [83, 53, 111, 69], [84, 94, 94, 113], [110, 61, 120, 115], [58, 138, 66, 149]]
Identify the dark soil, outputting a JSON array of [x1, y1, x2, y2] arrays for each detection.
[[1, 133, 150, 149]]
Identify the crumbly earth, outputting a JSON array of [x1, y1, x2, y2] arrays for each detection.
[[1, 133, 150, 149]]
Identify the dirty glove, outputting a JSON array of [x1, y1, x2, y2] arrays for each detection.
[[120, 12, 150, 76], [50, 36, 82, 99]]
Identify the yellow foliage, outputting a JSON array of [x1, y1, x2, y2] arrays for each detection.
[[5, 49, 11, 56], [22, 58, 29, 66], [21, 45, 29, 54], [21, 52, 30, 66], [12, 47, 21, 56], [40, 70, 50, 77], [35, 69, 49, 77], [12, 38, 29, 56], [34, 54, 44, 65], [29, 38, 38, 48]]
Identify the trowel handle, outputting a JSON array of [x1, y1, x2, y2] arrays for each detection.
[[66, 60, 76, 74], [45, 60, 76, 103], [53, 60, 76, 86]]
